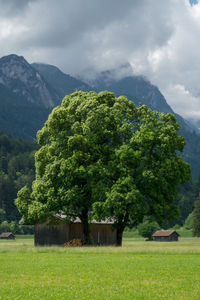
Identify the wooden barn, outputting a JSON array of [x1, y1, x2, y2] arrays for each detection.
[[152, 230, 179, 242], [0, 232, 15, 240], [34, 216, 117, 246]]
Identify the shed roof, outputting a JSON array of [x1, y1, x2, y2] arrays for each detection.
[[0, 232, 14, 238], [152, 230, 179, 237]]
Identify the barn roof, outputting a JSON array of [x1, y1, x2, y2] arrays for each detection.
[[54, 213, 114, 225], [0, 232, 14, 238], [152, 230, 179, 237]]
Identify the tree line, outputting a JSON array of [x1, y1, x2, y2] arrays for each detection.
[[0, 131, 37, 221]]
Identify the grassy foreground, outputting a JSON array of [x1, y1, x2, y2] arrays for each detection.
[[0, 236, 200, 299]]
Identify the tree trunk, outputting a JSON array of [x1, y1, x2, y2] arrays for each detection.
[[116, 212, 129, 246], [80, 211, 91, 245], [116, 228, 124, 246]]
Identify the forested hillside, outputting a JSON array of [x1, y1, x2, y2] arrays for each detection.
[[0, 132, 37, 221], [176, 178, 200, 226], [0, 83, 51, 140]]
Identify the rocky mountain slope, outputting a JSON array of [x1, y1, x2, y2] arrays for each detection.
[[32, 63, 91, 100], [0, 55, 58, 108], [89, 70, 174, 114], [0, 55, 92, 140]]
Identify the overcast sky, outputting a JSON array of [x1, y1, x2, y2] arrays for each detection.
[[0, 0, 200, 123]]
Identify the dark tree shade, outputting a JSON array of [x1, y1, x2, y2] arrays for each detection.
[[0, 131, 37, 221], [192, 194, 200, 237]]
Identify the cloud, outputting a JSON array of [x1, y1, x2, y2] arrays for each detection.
[[162, 84, 200, 120], [0, 0, 200, 123], [142, 1, 200, 122], [0, 0, 37, 17], [0, 0, 173, 71]]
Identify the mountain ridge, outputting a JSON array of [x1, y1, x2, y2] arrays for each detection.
[[0, 54, 57, 108], [31, 63, 92, 100]]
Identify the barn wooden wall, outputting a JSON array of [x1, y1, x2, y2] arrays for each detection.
[[34, 223, 117, 246]]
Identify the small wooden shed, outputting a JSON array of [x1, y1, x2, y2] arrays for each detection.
[[0, 232, 15, 240], [152, 230, 179, 242], [34, 215, 117, 246]]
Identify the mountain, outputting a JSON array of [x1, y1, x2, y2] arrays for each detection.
[[0, 55, 92, 140], [89, 70, 174, 114], [32, 63, 91, 100], [32, 63, 195, 132], [86, 69, 197, 133], [0, 54, 59, 140], [0, 54, 58, 108]]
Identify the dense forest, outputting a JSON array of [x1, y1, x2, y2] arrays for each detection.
[[176, 178, 200, 225], [0, 131, 37, 221]]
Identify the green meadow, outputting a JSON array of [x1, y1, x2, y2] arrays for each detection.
[[0, 234, 200, 299]]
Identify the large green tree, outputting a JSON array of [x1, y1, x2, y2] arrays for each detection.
[[16, 91, 190, 245], [16, 91, 138, 243], [93, 105, 191, 245]]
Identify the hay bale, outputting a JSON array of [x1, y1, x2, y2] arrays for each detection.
[[64, 239, 83, 247]]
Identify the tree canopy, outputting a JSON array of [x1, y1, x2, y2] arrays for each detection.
[[138, 219, 160, 240], [15, 91, 191, 245]]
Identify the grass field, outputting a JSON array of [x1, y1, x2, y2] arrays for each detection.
[[0, 235, 200, 299]]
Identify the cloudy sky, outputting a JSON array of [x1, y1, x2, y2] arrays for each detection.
[[0, 0, 200, 124]]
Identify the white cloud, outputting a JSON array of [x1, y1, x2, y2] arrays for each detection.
[[0, 0, 200, 123], [0, 21, 28, 39], [162, 84, 200, 120]]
